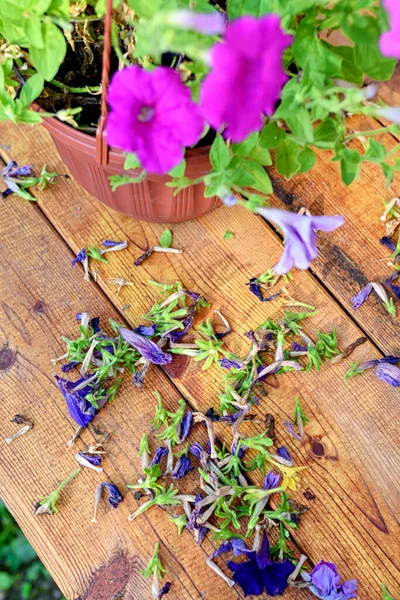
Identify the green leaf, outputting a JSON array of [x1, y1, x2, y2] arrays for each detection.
[[169, 159, 186, 178], [16, 109, 43, 124], [275, 138, 302, 179], [231, 133, 259, 157], [123, 153, 141, 170], [259, 121, 286, 149], [338, 149, 362, 186], [249, 145, 272, 166], [30, 22, 66, 81], [297, 146, 316, 174], [240, 159, 272, 195], [127, 0, 161, 18], [329, 45, 363, 86], [0, 571, 14, 591], [47, 0, 70, 20], [381, 583, 394, 600], [364, 139, 387, 163], [224, 231, 234, 239], [313, 119, 339, 149], [345, 16, 396, 81], [286, 107, 314, 143], [19, 74, 44, 107], [210, 135, 231, 171], [25, 15, 44, 48], [159, 229, 173, 248]]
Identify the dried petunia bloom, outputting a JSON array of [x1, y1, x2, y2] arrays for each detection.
[[119, 327, 172, 365], [75, 452, 103, 473], [376, 363, 400, 387], [302, 561, 358, 600], [106, 66, 204, 174], [379, 0, 400, 59], [54, 374, 99, 428], [200, 15, 293, 142], [91, 482, 123, 523], [5, 415, 33, 444], [227, 530, 295, 597], [257, 208, 345, 274], [72, 249, 90, 282]]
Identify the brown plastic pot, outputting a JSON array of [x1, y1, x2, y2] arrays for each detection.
[[42, 116, 221, 223]]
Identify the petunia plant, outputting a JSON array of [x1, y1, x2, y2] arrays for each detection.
[[1, 1, 400, 271]]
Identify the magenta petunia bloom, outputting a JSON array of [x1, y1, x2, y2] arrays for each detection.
[[257, 208, 345, 274], [200, 15, 293, 142], [106, 66, 205, 174], [379, 0, 400, 59]]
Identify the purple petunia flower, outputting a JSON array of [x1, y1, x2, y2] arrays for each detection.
[[54, 374, 98, 428], [101, 482, 123, 508], [376, 363, 400, 386], [264, 470, 281, 490], [119, 327, 172, 365], [150, 447, 169, 467], [171, 455, 193, 479], [228, 531, 295, 597], [380, 236, 396, 252], [106, 66, 204, 174], [168, 10, 226, 35], [302, 561, 358, 599], [379, 0, 400, 59], [200, 15, 293, 142], [257, 208, 345, 274], [277, 446, 292, 462], [386, 272, 400, 301], [133, 324, 158, 337]]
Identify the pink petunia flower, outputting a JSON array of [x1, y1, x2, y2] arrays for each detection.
[[379, 0, 400, 59], [106, 66, 205, 174], [200, 15, 293, 143], [257, 208, 345, 274]]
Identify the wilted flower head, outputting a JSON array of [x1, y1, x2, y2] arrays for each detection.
[[119, 327, 172, 365], [54, 374, 98, 428], [92, 482, 123, 522], [150, 447, 169, 467], [200, 15, 292, 142], [106, 66, 204, 174], [171, 455, 193, 479], [386, 272, 400, 301], [227, 530, 295, 597], [263, 470, 281, 490], [75, 452, 103, 473], [179, 411, 193, 442], [72, 249, 90, 282], [379, 0, 400, 59], [257, 208, 345, 274], [302, 561, 358, 599]]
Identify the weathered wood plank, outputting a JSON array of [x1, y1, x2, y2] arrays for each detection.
[[0, 197, 257, 600], [0, 121, 399, 598]]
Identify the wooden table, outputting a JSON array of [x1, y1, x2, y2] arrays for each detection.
[[0, 107, 399, 600]]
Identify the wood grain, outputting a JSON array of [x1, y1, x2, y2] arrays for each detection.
[[0, 121, 399, 599]]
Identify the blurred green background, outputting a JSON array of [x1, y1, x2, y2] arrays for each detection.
[[0, 501, 64, 600]]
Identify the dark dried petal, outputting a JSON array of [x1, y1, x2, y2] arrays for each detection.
[[102, 240, 125, 247], [61, 361, 80, 373], [219, 358, 244, 369], [54, 374, 98, 428], [248, 279, 282, 303], [385, 272, 400, 301], [134, 248, 154, 266], [171, 455, 193, 479], [283, 420, 302, 441], [277, 446, 292, 462], [264, 414, 275, 440], [72, 249, 87, 266], [78, 452, 102, 466], [380, 236, 396, 252], [133, 324, 158, 337], [292, 342, 307, 352], [179, 411, 193, 442], [102, 482, 123, 507], [157, 582, 171, 599], [164, 315, 193, 342], [150, 447, 168, 466]]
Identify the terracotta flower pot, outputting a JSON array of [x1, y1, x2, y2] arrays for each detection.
[[42, 116, 221, 222]]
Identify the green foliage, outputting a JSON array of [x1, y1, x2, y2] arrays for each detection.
[[159, 229, 173, 248], [0, 502, 64, 599]]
